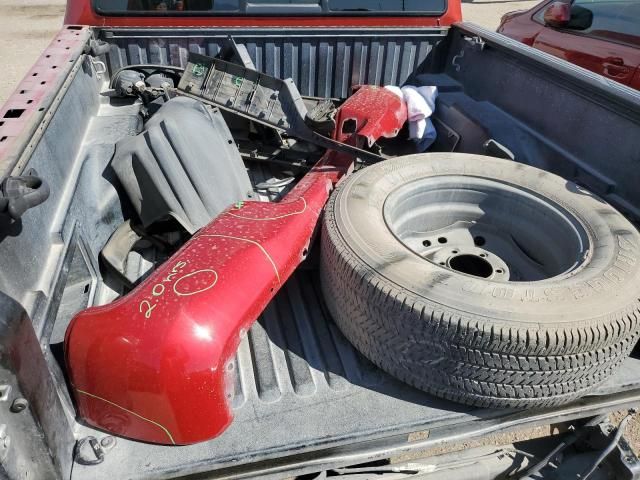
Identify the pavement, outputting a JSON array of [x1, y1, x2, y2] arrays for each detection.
[[461, 0, 538, 30], [1, 0, 640, 462], [0, 0, 66, 105]]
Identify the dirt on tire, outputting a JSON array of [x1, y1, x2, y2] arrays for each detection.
[[320, 153, 640, 408]]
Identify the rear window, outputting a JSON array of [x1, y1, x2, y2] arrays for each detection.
[[93, 0, 447, 15]]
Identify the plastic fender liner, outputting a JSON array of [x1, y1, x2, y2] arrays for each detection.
[[64, 86, 406, 445], [110, 97, 254, 234]]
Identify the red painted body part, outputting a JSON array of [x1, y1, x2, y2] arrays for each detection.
[[335, 86, 408, 147], [0, 27, 91, 179], [64, 87, 406, 445], [63, 0, 461, 28], [499, 0, 640, 90]]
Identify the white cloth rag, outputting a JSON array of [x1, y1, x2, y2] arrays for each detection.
[[401, 85, 438, 121], [384, 84, 439, 152]]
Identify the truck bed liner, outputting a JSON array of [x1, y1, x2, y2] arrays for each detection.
[[2, 23, 640, 480], [73, 269, 640, 480]]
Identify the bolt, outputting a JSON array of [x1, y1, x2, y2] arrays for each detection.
[[100, 436, 116, 450], [10, 398, 28, 413]]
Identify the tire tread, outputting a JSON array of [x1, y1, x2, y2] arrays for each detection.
[[320, 176, 640, 408]]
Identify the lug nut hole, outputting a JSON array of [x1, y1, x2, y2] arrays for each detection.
[[449, 255, 493, 278]]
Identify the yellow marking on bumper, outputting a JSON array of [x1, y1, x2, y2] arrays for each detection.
[[226, 198, 307, 221], [75, 388, 176, 445], [201, 234, 281, 284]]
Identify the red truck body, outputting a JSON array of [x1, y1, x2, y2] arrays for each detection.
[[63, 0, 462, 27], [498, 0, 640, 90]]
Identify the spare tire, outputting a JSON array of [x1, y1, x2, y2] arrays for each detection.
[[320, 153, 640, 408]]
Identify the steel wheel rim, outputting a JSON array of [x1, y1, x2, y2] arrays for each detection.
[[383, 175, 590, 282]]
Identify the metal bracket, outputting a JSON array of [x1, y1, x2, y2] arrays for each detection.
[[453, 36, 485, 73], [90, 58, 107, 80], [452, 48, 465, 72], [616, 435, 640, 479], [84, 39, 111, 57], [581, 417, 640, 480], [464, 35, 486, 51], [74, 436, 105, 466], [217, 35, 256, 70], [484, 139, 515, 160]]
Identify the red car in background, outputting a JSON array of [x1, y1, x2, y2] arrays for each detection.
[[498, 0, 640, 89]]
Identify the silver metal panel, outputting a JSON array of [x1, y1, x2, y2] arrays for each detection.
[[101, 28, 446, 97]]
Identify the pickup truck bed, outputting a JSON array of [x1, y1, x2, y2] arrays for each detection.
[[1, 22, 640, 480], [75, 268, 640, 479]]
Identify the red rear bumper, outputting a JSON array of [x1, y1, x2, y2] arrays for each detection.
[[65, 86, 406, 445]]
